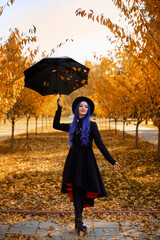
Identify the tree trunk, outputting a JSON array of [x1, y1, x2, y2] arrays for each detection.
[[49, 117, 52, 127], [123, 119, 126, 140], [35, 117, 38, 135], [109, 117, 111, 131], [46, 116, 47, 129], [115, 118, 117, 135], [48, 117, 50, 127], [158, 125, 160, 161], [145, 118, 148, 124], [11, 117, 15, 148], [105, 118, 107, 130], [42, 116, 44, 132], [26, 117, 30, 139], [136, 121, 140, 149], [4, 117, 6, 124]]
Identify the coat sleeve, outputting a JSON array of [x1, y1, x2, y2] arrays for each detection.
[[53, 105, 70, 132], [92, 122, 116, 165]]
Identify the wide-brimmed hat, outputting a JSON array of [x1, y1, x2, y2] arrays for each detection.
[[72, 96, 94, 115]]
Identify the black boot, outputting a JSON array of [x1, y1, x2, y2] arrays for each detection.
[[75, 217, 87, 231], [75, 217, 87, 236]]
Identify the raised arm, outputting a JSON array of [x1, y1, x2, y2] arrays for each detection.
[[92, 122, 116, 165], [53, 100, 70, 132]]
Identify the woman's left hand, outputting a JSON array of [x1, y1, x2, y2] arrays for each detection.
[[57, 99, 62, 107], [113, 162, 121, 171]]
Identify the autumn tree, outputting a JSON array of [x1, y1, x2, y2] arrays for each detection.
[[76, 0, 160, 158], [15, 88, 41, 138], [87, 59, 128, 135], [108, 47, 151, 146], [7, 100, 21, 147], [0, 27, 38, 117], [86, 62, 113, 127], [0, 27, 39, 146], [0, 0, 15, 16], [40, 94, 58, 130]]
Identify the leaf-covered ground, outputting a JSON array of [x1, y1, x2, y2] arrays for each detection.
[[0, 128, 159, 214]]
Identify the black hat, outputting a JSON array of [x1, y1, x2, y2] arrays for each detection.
[[72, 96, 94, 115]]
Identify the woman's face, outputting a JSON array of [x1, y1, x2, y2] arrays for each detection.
[[78, 101, 88, 118]]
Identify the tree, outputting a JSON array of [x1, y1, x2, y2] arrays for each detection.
[[40, 94, 58, 130], [110, 48, 150, 147], [17, 88, 41, 138], [0, 0, 15, 16], [7, 98, 22, 148], [75, 0, 160, 159], [0, 27, 38, 117]]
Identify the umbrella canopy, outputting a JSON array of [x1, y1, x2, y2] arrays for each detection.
[[24, 57, 90, 96]]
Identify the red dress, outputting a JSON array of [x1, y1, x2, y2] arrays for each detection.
[[53, 106, 116, 207]]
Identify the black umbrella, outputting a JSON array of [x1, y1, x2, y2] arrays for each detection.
[[24, 57, 90, 96]]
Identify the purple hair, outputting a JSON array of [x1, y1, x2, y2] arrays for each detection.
[[69, 101, 91, 147]]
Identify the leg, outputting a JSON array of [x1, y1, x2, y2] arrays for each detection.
[[72, 185, 85, 218], [80, 194, 87, 231], [81, 193, 86, 214], [72, 185, 86, 216], [72, 185, 87, 236]]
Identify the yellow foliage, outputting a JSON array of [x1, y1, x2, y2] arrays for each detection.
[[0, 27, 38, 116], [75, 0, 160, 123], [0, 0, 15, 16]]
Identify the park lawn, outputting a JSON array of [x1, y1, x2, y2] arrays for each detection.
[[0, 128, 159, 214]]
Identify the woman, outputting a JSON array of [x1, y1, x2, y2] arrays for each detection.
[[53, 96, 120, 236]]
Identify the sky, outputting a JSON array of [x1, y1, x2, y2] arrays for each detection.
[[0, 0, 125, 64]]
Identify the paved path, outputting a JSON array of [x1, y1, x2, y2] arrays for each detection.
[[108, 121, 158, 145], [0, 216, 159, 239]]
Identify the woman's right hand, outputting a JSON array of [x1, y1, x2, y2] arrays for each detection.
[[57, 98, 62, 108], [113, 162, 121, 171]]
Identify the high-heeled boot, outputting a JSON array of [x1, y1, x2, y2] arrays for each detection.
[[75, 216, 87, 231], [75, 217, 87, 236]]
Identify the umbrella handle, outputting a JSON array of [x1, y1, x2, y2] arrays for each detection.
[[57, 93, 61, 100], [57, 96, 62, 108]]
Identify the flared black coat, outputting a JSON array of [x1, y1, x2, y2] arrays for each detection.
[[53, 105, 116, 207]]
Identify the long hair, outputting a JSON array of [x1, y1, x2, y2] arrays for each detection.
[[69, 101, 91, 147]]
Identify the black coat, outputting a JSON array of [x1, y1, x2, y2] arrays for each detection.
[[53, 105, 116, 207]]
